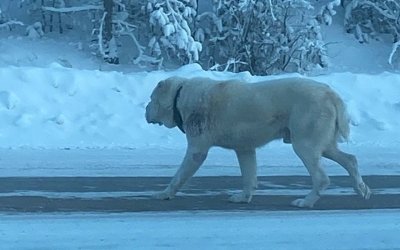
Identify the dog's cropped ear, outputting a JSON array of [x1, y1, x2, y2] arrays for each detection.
[[156, 77, 186, 97], [155, 77, 177, 92], [154, 80, 167, 92]]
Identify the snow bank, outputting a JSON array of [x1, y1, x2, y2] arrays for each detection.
[[0, 63, 399, 149]]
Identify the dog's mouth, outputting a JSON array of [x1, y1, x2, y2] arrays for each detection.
[[145, 111, 162, 126], [148, 120, 163, 126]]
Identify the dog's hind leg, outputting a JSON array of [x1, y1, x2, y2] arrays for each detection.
[[229, 149, 258, 203], [323, 146, 371, 199], [291, 142, 330, 208]]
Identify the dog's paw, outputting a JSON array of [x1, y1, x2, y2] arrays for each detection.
[[355, 182, 372, 200], [228, 192, 252, 203], [152, 190, 175, 200], [291, 198, 314, 208]]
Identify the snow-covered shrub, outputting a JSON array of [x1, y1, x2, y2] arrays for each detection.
[[26, 21, 44, 39], [89, 0, 163, 67], [343, 0, 400, 44], [202, 0, 329, 75], [145, 0, 202, 64]]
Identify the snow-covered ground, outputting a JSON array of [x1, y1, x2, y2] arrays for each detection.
[[1, 146, 399, 177], [2, 210, 400, 250]]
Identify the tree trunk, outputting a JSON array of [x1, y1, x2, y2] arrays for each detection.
[[103, 0, 119, 64]]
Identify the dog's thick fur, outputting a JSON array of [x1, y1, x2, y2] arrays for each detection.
[[145, 76, 371, 208]]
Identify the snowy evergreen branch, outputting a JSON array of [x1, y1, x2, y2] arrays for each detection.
[[0, 20, 24, 29], [146, 0, 202, 64], [209, 58, 248, 72], [268, 0, 277, 21], [113, 19, 162, 67], [112, 0, 126, 12], [344, 0, 400, 43], [343, 0, 400, 64], [317, 0, 340, 26], [388, 40, 400, 67], [95, 12, 107, 59], [363, 1, 396, 20], [42, 5, 103, 13]]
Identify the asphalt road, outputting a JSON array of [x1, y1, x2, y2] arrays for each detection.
[[1, 175, 400, 213]]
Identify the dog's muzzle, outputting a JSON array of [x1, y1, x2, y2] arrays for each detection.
[[145, 105, 152, 124], [145, 104, 162, 126]]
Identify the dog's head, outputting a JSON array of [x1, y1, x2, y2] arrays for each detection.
[[145, 76, 185, 129]]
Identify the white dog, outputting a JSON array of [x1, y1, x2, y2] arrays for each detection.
[[145, 76, 371, 208]]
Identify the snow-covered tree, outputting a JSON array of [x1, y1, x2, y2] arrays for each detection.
[[343, 0, 400, 44], [201, 0, 329, 75], [0, 4, 23, 31], [90, 0, 165, 67], [316, 0, 341, 26], [102, 0, 119, 64], [18, 0, 102, 34], [343, 0, 400, 66], [145, 0, 202, 64]]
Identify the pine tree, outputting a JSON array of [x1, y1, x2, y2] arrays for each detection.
[[200, 0, 329, 75], [103, 0, 119, 64], [146, 0, 202, 64]]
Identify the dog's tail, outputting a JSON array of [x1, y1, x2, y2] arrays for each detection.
[[332, 91, 350, 142]]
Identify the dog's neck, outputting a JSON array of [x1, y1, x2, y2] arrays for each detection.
[[173, 86, 185, 134]]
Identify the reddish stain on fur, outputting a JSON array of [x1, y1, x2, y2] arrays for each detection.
[[186, 110, 207, 136]]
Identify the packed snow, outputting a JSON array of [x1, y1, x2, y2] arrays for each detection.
[[1, 146, 399, 177], [2, 210, 400, 250]]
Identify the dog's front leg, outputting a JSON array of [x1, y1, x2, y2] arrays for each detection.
[[229, 149, 258, 203], [153, 145, 209, 200]]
